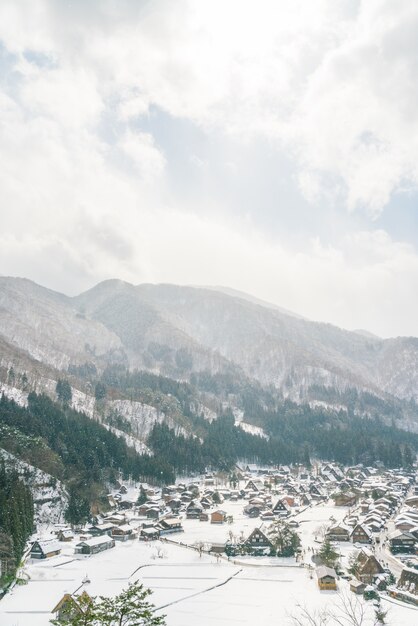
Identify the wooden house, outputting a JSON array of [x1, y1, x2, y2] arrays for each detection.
[[111, 524, 136, 541], [244, 479, 264, 492], [316, 566, 337, 590], [353, 549, 384, 583], [350, 524, 372, 544], [88, 523, 115, 537], [75, 536, 115, 555], [260, 510, 275, 521], [245, 528, 272, 551], [398, 567, 418, 597], [310, 485, 326, 500], [350, 580, 366, 595], [326, 524, 350, 542], [30, 540, 61, 559], [51, 590, 92, 622], [140, 527, 160, 541], [186, 500, 204, 519], [57, 529, 74, 542], [166, 498, 182, 513], [103, 513, 126, 526], [389, 530, 416, 553], [272, 499, 291, 516], [209, 542, 226, 554], [333, 492, 357, 507], [243, 504, 262, 518], [211, 510, 227, 524], [405, 496, 418, 509], [158, 518, 183, 534]]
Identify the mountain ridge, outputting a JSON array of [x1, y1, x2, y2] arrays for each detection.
[[0, 276, 417, 406]]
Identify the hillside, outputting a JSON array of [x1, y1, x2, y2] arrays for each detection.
[[0, 276, 417, 429]]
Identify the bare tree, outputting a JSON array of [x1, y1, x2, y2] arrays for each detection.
[[292, 592, 389, 626], [291, 606, 330, 626]]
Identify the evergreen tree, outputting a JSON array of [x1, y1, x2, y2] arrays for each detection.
[[94, 383, 107, 401], [65, 485, 91, 526], [136, 485, 147, 506], [318, 539, 339, 568], [212, 491, 221, 505], [267, 519, 300, 557], [56, 379, 72, 405], [94, 580, 165, 626], [51, 580, 166, 626]]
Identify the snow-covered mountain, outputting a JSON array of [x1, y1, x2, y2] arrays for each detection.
[[0, 276, 417, 405]]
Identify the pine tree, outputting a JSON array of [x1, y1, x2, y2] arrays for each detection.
[[56, 379, 72, 405], [94, 580, 166, 626], [318, 539, 339, 568], [51, 580, 167, 626]]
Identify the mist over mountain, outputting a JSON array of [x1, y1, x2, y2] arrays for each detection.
[[0, 276, 417, 411]]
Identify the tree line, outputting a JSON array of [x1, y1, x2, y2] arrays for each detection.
[[0, 462, 33, 584]]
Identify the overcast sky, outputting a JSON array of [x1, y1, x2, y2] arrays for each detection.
[[0, 0, 417, 337]]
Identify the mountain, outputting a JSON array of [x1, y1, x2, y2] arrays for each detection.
[[0, 275, 417, 492], [0, 276, 417, 409]]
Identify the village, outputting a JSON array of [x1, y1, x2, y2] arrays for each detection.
[[1, 461, 418, 625]]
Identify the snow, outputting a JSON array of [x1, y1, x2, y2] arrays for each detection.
[[237, 422, 269, 439], [0, 382, 28, 406], [0, 449, 67, 525], [0, 489, 416, 625], [1, 538, 414, 626]]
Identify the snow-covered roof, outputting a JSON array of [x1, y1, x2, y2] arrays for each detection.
[[77, 536, 114, 547]]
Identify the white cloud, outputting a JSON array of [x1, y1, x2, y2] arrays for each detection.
[[118, 130, 166, 181], [0, 0, 417, 336]]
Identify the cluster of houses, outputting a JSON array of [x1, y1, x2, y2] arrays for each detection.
[[315, 465, 418, 603], [29, 461, 418, 610]]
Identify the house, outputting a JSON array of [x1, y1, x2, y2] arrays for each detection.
[[30, 540, 61, 559], [57, 529, 74, 542], [145, 507, 161, 520], [88, 523, 115, 537], [166, 498, 182, 513], [353, 549, 384, 583], [405, 496, 418, 509], [350, 580, 367, 595], [103, 513, 126, 526], [350, 524, 372, 544], [139, 527, 160, 541], [186, 500, 204, 519], [398, 568, 418, 597], [209, 542, 226, 554], [158, 518, 183, 534], [326, 524, 351, 542], [389, 530, 416, 554], [243, 504, 262, 518], [310, 485, 326, 500], [389, 567, 418, 606], [272, 499, 291, 516], [333, 492, 357, 507], [52, 590, 92, 622], [260, 510, 275, 522], [245, 528, 272, 551], [75, 536, 115, 555], [211, 510, 227, 524], [244, 479, 264, 492], [111, 524, 136, 541], [316, 566, 337, 590]]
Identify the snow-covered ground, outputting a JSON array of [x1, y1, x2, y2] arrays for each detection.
[[0, 449, 67, 524], [1, 499, 416, 626]]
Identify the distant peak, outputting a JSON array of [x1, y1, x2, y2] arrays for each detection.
[[198, 285, 306, 320]]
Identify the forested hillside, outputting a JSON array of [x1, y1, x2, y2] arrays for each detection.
[[0, 464, 33, 585]]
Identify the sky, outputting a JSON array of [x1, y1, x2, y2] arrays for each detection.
[[0, 0, 417, 338]]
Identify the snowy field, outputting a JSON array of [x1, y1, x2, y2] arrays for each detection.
[[1, 502, 417, 626]]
